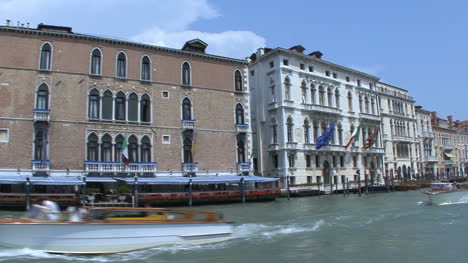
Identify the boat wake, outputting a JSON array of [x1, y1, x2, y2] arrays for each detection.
[[0, 220, 325, 262], [233, 220, 324, 241]]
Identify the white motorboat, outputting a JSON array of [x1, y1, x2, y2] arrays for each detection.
[[424, 182, 468, 205], [0, 206, 233, 254]]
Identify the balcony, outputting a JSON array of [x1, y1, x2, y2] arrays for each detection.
[[32, 160, 50, 172], [268, 144, 279, 151], [286, 142, 298, 150], [33, 109, 51, 123], [441, 144, 454, 150], [362, 147, 385, 154], [444, 160, 455, 165], [424, 156, 438, 162], [392, 135, 414, 143], [182, 162, 199, 174], [302, 104, 340, 115], [84, 161, 158, 173], [421, 131, 434, 138], [235, 123, 249, 133], [237, 162, 251, 173], [182, 120, 196, 130], [359, 113, 381, 122]]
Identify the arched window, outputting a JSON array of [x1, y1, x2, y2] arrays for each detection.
[[313, 121, 319, 142], [287, 117, 293, 142], [359, 95, 363, 112], [365, 96, 370, 113], [235, 104, 245, 124], [141, 136, 151, 162], [182, 62, 191, 85], [271, 118, 278, 144], [319, 86, 325, 105], [347, 92, 353, 112], [327, 88, 333, 107], [88, 89, 100, 119], [321, 122, 327, 136], [234, 70, 243, 91], [128, 93, 138, 122], [102, 90, 113, 120], [114, 135, 124, 162], [270, 79, 276, 102], [183, 133, 193, 163], [141, 56, 151, 81], [116, 52, 127, 78], [101, 134, 112, 162], [237, 135, 246, 163], [87, 133, 98, 161], [129, 135, 138, 163], [115, 91, 126, 121], [182, 98, 192, 120], [304, 119, 310, 143], [39, 43, 52, 70], [338, 124, 343, 145], [301, 81, 307, 103], [34, 128, 47, 160], [284, 77, 291, 101], [90, 48, 102, 75], [310, 84, 316, 104], [335, 89, 340, 109], [36, 84, 49, 110], [140, 94, 151, 123]]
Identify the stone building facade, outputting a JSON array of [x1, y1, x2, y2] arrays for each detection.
[[0, 24, 251, 188], [414, 106, 437, 177], [249, 46, 384, 188], [431, 113, 458, 178], [376, 82, 419, 180]]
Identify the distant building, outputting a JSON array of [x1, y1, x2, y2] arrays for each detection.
[[376, 82, 418, 180], [431, 113, 458, 177], [414, 106, 437, 177], [0, 23, 251, 193], [249, 46, 384, 188]]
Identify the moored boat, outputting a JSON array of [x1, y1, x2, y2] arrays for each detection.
[[424, 182, 468, 205], [0, 206, 233, 254]]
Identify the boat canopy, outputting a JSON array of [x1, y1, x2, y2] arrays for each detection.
[[0, 175, 278, 185], [0, 176, 83, 185], [120, 176, 279, 185]]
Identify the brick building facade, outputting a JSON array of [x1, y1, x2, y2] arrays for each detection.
[[0, 24, 251, 190]]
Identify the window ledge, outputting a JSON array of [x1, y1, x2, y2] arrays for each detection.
[[89, 74, 102, 78]]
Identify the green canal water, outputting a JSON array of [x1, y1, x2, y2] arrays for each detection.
[[1, 190, 468, 263]]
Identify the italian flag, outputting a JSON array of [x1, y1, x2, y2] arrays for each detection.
[[345, 125, 361, 149], [122, 136, 130, 165]]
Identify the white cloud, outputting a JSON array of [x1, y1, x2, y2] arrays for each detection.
[[132, 27, 266, 59], [0, 0, 264, 58]]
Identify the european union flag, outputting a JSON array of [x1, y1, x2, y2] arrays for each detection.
[[316, 122, 336, 150]]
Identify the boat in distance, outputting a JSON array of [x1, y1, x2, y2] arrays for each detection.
[[0, 206, 233, 254], [424, 182, 468, 205]]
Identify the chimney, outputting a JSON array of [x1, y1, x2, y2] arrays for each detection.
[[309, 51, 323, 59], [289, 45, 305, 53], [257, 48, 265, 56], [6, 19, 11, 26], [447, 115, 453, 124]]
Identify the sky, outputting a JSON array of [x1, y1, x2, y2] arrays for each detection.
[[1, 0, 467, 120]]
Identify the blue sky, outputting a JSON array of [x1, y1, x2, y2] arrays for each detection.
[[1, 0, 466, 120]]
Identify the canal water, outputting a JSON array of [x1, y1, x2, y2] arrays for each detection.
[[1, 190, 468, 263]]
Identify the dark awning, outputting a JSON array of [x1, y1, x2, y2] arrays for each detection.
[[0, 176, 82, 185], [119, 176, 279, 185]]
